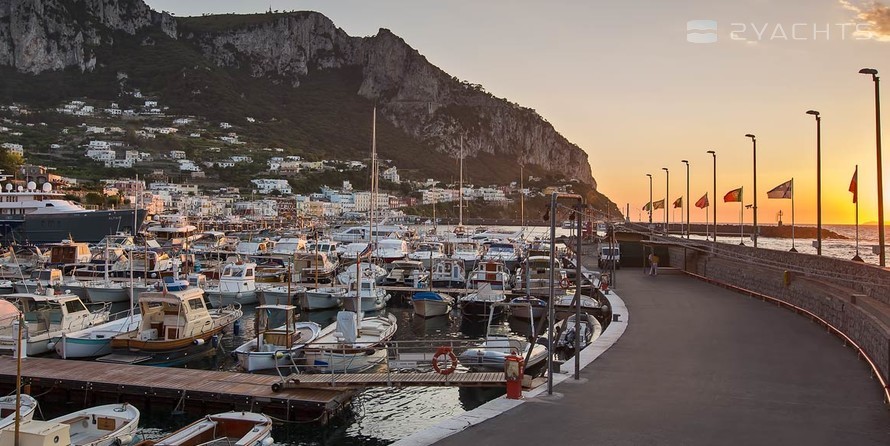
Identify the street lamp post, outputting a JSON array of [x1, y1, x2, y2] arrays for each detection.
[[745, 134, 757, 247], [682, 160, 690, 238], [806, 110, 822, 256], [662, 167, 669, 235], [707, 150, 717, 243], [859, 68, 884, 267], [646, 173, 653, 229]]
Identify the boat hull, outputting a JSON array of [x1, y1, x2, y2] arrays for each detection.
[[206, 290, 258, 306], [0, 208, 148, 244], [85, 285, 129, 303], [301, 289, 344, 310]]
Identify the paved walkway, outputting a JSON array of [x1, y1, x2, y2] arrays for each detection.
[[433, 266, 889, 445]]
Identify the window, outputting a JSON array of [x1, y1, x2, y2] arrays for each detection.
[[64, 299, 87, 314], [188, 299, 204, 311]]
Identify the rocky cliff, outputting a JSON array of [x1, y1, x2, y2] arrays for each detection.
[[0, 0, 175, 73], [0, 0, 598, 190]]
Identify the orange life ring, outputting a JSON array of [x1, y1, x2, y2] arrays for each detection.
[[560, 278, 571, 289], [432, 346, 458, 375]]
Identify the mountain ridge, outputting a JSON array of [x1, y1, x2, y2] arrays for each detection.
[[0, 0, 620, 215]]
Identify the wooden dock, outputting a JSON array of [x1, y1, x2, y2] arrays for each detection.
[[0, 357, 353, 424], [274, 372, 505, 390]]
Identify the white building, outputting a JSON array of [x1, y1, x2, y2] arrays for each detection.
[[170, 150, 186, 159], [178, 160, 201, 172], [0, 143, 23, 156], [381, 166, 400, 184], [220, 122, 232, 129], [251, 179, 292, 195], [86, 148, 116, 162], [86, 126, 105, 134]]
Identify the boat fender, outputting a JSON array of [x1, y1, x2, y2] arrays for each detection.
[[364, 348, 376, 356], [432, 346, 458, 375], [193, 338, 206, 346], [211, 335, 219, 348], [261, 437, 275, 446], [46, 341, 55, 350], [114, 434, 133, 446], [559, 278, 571, 289]]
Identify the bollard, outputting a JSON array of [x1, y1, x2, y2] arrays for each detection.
[[233, 319, 242, 336], [504, 354, 524, 399]]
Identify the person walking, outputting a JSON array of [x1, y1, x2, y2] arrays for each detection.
[[648, 252, 659, 276]]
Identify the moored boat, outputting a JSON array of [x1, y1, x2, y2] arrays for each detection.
[[0, 402, 140, 446], [411, 291, 454, 318], [107, 287, 242, 366], [300, 287, 345, 311], [0, 394, 37, 430], [234, 305, 320, 372], [134, 411, 272, 446], [0, 293, 110, 356], [303, 311, 398, 373]]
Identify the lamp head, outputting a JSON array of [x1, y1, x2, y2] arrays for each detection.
[[806, 110, 820, 117], [745, 133, 756, 140], [707, 150, 716, 155], [662, 167, 669, 172], [859, 68, 878, 76], [681, 159, 689, 165], [646, 173, 652, 178]]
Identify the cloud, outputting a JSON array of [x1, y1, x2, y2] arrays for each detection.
[[840, 0, 890, 41]]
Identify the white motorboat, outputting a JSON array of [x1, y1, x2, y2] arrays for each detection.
[[84, 280, 129, 303], [235, 305, 321, 372], [0, 394, 37, 430], [459, 283, 507, 319], [383, 260, 426, 287], [411, 291, 454, 318], [430, 258, 466, 289], [515, 255, 566, 296], [204, 261, 258, 306], [467, 260, 512, 291], [343, 277, 390, 313], [234, 305, 321, 372], [13, 268, 63, 293], [292, 252, 338, 283], [0, 403, 140, 446], [450, 241, 484, 270], [481, 242, 522, 271], [138, 411, 272, 446], [54, 312, 142, 359], [258, 284, 306, 306], [303, 311, 398, 373], [0, 293, 110, 356], [509, 296, 547, 319], [554, 312, 602, 352], [407, 242, 446, 269], [374, 238, 409, 263], [459, 303, 548, 375], [300, 287, 345, 310], [336, 262, 387, 285], [553, 293, 603, 320]]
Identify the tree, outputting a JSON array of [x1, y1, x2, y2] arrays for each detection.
[[0, 149, 24, 178], [84, 192, 105, 207]]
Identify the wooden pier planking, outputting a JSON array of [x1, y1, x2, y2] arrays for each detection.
[[0, 357, 353, 422], [277, 372, 505, 389]]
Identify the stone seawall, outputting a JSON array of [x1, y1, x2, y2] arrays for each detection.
[[667, 241, 890, 384]]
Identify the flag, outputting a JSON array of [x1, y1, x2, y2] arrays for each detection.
[[767, 179, 793, 199], [849, 167, 858, 204], [695, 193, 709, 209], [653, 199, 665, 210], [723, 187, 743, 203], [673, 197, 683, 208], [642, 202, 651, 211], [358, 242, 374, 259]]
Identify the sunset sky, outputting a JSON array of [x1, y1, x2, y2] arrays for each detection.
[[145, 0, 890, 225]]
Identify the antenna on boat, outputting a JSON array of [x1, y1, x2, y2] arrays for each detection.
[[13, 309, 23, 446]]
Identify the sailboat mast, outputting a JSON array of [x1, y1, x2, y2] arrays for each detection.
[[459, 135, 464, 228], [370, 107, 376, 244]]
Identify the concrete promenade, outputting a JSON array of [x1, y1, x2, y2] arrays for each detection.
[[432, 265, 889, 445]]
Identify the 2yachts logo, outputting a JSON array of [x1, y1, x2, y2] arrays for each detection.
[[687, 20, 874, 43]]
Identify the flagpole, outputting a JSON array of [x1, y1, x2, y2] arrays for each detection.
[[854, 165, 862, 261], [791, 178, 797, 252], [739, 199, 744, 245]]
